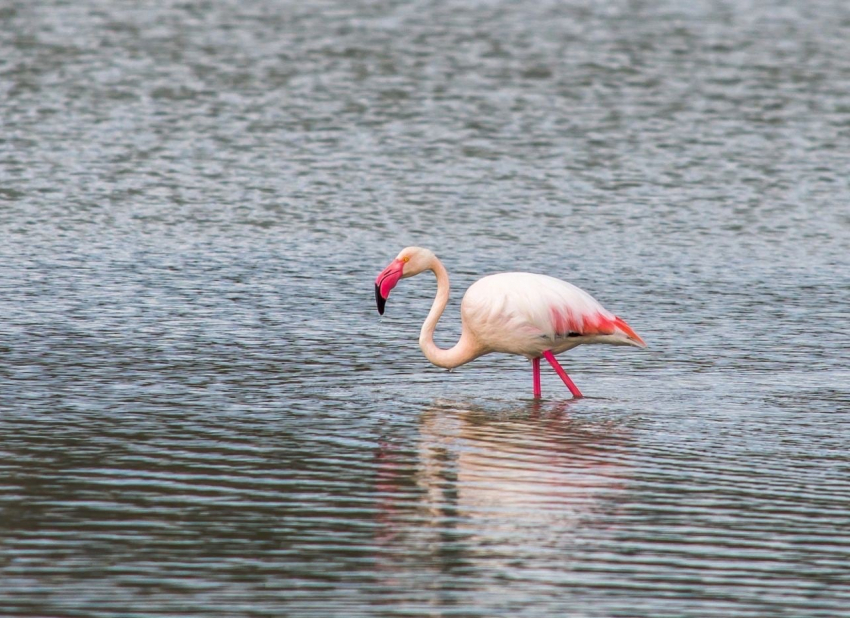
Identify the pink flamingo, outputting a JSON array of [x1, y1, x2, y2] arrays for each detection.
[[375, 247, 646, 399]]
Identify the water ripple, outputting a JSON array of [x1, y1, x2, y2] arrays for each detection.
[[2, 0, 850, 616]]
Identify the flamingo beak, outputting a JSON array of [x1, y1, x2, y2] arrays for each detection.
[[375, 259, 405, 315]]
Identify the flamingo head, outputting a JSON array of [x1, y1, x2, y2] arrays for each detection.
[[374, 246, 435, 315]]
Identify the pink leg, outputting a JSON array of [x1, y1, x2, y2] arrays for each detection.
[[532, 357, 541, 398], [541, 350, 583, 399]]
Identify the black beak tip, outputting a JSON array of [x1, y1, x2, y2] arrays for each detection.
[[375, 284, 386, 315]]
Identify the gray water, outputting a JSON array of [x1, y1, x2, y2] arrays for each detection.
[[1, 0, 849, 616]]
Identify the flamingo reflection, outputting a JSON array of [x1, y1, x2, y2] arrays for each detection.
[[373, 401, 634, 578]]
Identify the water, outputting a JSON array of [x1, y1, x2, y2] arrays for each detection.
[[1, 0, 849, 616]]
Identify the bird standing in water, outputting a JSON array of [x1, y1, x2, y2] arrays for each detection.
[[375, 247, 646, 399]]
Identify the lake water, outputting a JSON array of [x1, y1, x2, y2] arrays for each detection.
[[1, 0, 849, 616]]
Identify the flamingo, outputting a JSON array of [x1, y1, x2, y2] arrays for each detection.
[[374, 247, 646, 399]]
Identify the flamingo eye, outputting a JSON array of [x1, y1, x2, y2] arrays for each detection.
[[401, 256, 410, 263]]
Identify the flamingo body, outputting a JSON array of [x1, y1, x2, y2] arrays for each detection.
[[375, 247, 645, 398], [461, 272, 644, 359]]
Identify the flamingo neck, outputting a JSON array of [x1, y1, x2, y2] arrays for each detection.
[[418, 256, 482, 369]]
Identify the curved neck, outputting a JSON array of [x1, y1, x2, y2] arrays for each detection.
[[418, 256, 482, 369]]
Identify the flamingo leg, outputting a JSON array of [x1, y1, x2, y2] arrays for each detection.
[[532, 357, 541, 398], [541, 350, 583, 399]]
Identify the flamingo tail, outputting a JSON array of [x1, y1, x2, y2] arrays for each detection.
[[614, 316, 647, 348]]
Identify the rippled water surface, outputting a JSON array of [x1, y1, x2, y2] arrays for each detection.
[[2, 0, 850, 616]]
